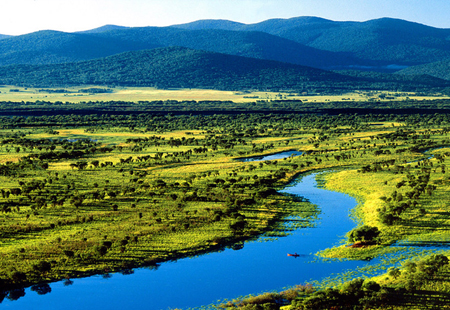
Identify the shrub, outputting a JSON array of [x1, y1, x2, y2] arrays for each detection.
[[63, 250, 75, 258], [96, 245, 108, 256], [348, 225, 380, 243], [10, 271, 27, 283], [32, 260, 52, 273]]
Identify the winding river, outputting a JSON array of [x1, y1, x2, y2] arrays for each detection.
[[2, 150, 439, 310]]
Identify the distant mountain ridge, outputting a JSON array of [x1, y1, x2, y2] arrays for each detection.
[[174, 16, 334, 33], [76, 24, 129, 34], [176, 17, 450, 66], [173, 19, 245, 31], [0, 46, 446, 92], [1, 16, 450, 79], [0, 34, 11, 40], [0, 26, 367, 69], [0, 46, 355, 89]]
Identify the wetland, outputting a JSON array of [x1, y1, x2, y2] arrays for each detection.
[[2, 97, 450, 309]]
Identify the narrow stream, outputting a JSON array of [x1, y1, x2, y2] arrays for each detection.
[[234, 150, 303, 162]]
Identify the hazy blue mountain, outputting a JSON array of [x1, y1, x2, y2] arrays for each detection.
[[397, 59, 450, 80], [0, 34, 11, 40], [0, 26, 366, 69], [76, 24, 129, 34], [176, 17, 450, 67], [174, 16, 333, 33], [0, 30, 152, 65], [173, 19, 245, 31], [2, 16, 450, 72], [0, 46, 356, 89]]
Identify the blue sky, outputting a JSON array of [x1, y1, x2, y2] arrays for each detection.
[[3, 0, 450, 35]]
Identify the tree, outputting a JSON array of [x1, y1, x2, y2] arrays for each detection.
[[64, 250, 75, 259], [32, 260, 52, 274], [388, 267, 401, 279], [96, 245, 108, 256], [348, 225, 380, 244], [10, 271, 27, 283], [76, 161, 88, 170]]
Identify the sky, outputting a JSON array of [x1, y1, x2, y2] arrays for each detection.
[[2, 0, 450, 36]]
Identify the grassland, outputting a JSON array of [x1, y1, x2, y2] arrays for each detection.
[[1, 85, 448, 103]]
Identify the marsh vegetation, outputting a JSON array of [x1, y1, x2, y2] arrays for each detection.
[[2, 96, 450, 309]]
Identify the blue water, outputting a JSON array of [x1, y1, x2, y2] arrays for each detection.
[[2, 173, 374, 310], [235, 150, 303, 162]]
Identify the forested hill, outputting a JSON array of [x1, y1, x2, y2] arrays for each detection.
[[397, 60, 450, 81], [0, 47, 356, 89], [0, 27, 364, 69], [2, 16, 450, 76], [176, 17, 450, 67], [336, 70, 450, 86]]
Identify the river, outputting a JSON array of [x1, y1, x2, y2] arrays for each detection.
[[2, 171, 382, 310], [3, 150, 440, 310]]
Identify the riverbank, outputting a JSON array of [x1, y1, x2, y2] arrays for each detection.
[[322, 145, 450, 257]]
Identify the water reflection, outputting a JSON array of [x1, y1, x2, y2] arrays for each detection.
[[63, 279, 74, 286], [5, 288, 25, 302], [30, 284, 51, 295]]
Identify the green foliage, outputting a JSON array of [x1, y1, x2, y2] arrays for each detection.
[[2, 97, 450, 310], [293, 279, 386, 309], [348, 225, 380, 243], [399, 59, 450, 81], [32, 261, 51, 274], [0, 47, 356, 91]]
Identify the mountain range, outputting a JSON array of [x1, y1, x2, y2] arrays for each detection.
[[175, 17, 450, 66], [1, 46, 448, 92], [0, 46, 355, 89], [0, 26, 365, 69], [1, 16, 450, 90]]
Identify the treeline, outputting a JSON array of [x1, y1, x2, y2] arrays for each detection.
[[3, 98, 450, 118], [2, 110, 450, 132]]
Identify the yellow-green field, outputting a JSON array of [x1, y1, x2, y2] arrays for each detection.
[[1, 85, 448, 103]]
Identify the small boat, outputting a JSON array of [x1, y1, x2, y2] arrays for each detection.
[[287, 253, 300, 258]]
